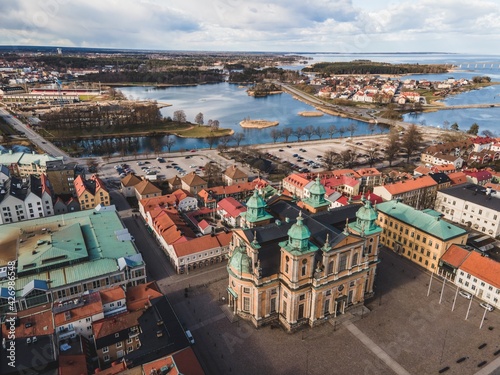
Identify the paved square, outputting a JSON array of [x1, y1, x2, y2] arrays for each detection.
[[163, 247, 500, 375]]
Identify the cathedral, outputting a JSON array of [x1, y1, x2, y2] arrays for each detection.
[[227, 183, 382, 332]]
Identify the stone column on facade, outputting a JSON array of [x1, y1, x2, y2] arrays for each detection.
[[310, 289, 318, 324], [334, 301, 338, 318]]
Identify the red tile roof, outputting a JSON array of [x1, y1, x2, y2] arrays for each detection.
[[460, 251, 500, 289], [440, 244, 470, 268], [99, 286, 126, 305], [121, 173, 142, 187], [59, 354, 88, 375], [54, 292, 103, 326], [217, 197, 247, 217], [447, 171, 468, 185], [172, 232, 232, 257], [92, 310, 142, 339], [126, 281, 163, 312], [224, 165, 248, 180], [381, 175, 437, 195]]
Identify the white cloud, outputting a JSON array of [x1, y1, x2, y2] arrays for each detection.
[[0, 0, 499, 53]]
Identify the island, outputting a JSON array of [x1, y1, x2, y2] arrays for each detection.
[[298, 111, 324, 117], [240, 119, 279, 128]]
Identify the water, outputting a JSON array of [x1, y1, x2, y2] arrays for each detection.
[[294, 52, 500, 134], [66, 52, 500, 155], [72, 83, 380, 156]]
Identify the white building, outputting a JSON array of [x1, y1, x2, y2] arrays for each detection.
[[0, 174, 54, 224], [435, 183, 500, 237], [440, 246, 500, 309]]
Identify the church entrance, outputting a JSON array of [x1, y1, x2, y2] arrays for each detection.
[[334, 295, 347, 317]]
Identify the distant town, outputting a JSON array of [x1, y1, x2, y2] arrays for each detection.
[[0, 48, 500, 375]]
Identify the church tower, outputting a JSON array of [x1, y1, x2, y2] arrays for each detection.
[[348, 196, 382, 296], [240, 189, 273, 228], [300, 176, 330, 213], [278, 211, 318, 330]]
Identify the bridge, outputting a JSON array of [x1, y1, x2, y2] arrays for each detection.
[[451, 62, 500, 70], [425, 103, 500, 110]]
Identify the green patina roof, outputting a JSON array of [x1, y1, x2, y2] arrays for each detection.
[[287, 213, 311, 241], [309, 177, 326, 196], [349, 198, 382, 236], [228, 246, 252, 275], [246, 189, 267, 209], [302, 177, 329, 209], [376, 200, 467, 240], [242, 189, 273, 223], [280, 212, 318, 255], [0, 209, 142, 299]]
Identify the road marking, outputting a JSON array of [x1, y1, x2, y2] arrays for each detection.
[[190, 312, 226, 331], [345, 321, 412, 375]]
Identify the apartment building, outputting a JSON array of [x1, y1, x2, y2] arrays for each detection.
[[435, 183, 500, 237]]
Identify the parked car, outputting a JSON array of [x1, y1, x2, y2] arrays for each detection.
[[480, 302, 494, 312], [458, 291, 472, 300], [185, 330, 195, 344]]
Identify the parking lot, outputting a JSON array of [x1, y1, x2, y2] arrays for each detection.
[[160, 247, 500, 375]]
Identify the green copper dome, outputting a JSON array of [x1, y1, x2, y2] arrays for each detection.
[[246, 189, 267, 209], [309, 177, 326, 196], [356, 198, 378, 222], [349, 196, 382, 236], [229, 246, 252, 275], [286, 212, 312, 251]]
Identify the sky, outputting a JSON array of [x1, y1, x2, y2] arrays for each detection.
[[1, 0, 500, 53]]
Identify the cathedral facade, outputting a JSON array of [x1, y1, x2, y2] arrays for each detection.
[[227, 187, 382, 332]]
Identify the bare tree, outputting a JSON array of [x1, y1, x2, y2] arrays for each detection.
[[203, 162, 223, 187], [313, 126, 326, 139], [206, 133, 218, 149], [327, 125, 338, 139], [151, 138, 162, 156], [218, 135, 231, 151], [86, 158, 99, 173], [366, 147, 379, 168], [294, 127, 305, 142], [304, 125, 315, 141], [211, 120, 220, 131], [282, 128, 293, 143], [347, 122, 358, 138], [339, 149, 358, 168], [270, 128, 282, 143], [173, 110, 187, 123], [385, 129, 401, 166], [338, 126, 346, 138], [401, 124, 423, 163], [322, 150, 339, 170], [368, 122, 376, 135], [233, 132, 245, 147], [194, 112, 204, 125], [164, 134, 176, 153]]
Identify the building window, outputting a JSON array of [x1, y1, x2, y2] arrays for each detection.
[[301, 259, 307, 276], [243, 287, 250, 294], [243, 297, 250, 312], [328, 261, 334, 274], [270, 298, 276, 313], [352, 253, 358, 267], [103, 355, 110, 362], [339, 254, 348, 272], [299, 294, 305, 301], [116, 342, 122, 348], [115, 333, 119, 338], [102, 346, 109, 353]]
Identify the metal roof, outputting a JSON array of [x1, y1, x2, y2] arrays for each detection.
[[376, 200, 467, 240]]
